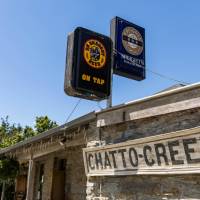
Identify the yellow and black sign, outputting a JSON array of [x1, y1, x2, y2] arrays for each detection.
[[64, 27, 112, 100], [84, 39, 106, 69]]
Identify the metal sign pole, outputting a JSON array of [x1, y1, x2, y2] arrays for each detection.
[[106, 19, 116, 109], [106, 66, 113, 108]]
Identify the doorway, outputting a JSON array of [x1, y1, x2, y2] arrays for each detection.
[[35, 164, 44, 200], [51, 158, 66, 200]]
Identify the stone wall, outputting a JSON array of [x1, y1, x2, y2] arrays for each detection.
[[100, 108, 200, 144], [87, 175, 200, 200], [31, 155, 54, 200], [65, 146, 87, 200], [29, 145, 87, 200], [86, 86, 200, 200], [33, 146, 87, 200], [42, 156, 54, 200], [86, 109, 200, 199]]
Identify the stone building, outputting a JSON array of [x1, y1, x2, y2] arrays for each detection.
[[0, 82, 200, 200]]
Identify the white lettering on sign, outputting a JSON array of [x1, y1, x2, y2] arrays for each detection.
[[83, 128, 200, 176], [119, 52, 144, 68]]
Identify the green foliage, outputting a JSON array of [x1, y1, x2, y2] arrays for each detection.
[[0, 116, 58, 199], [23, 126, 35, 140], [0, 157, 19, 181], [0, 181, 15, 200], [0, 117, 23, 148], [0, 157, 19, 200], [0, 133, 22, 149], [35, 116, 58, 134], [0, 116, 58, 148]]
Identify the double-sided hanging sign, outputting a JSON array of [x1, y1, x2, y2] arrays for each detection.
[[64, 27, 112, 100], [111, 16, 145, 80]]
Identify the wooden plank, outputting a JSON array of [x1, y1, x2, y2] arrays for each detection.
[[83, 127, 200, 176]]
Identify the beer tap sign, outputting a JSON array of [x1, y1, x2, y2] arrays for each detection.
[[111, 16, 146, 80], [64, 27, 112, 100]]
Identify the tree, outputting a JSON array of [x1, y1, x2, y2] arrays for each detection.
[[0, 116, 10, 141], [0, 157, 19, 180], [0, 115, 58, 148], [35, 116, 58, 134], [0, 117, 23, 148], [23, 126, 35, 140], [0, 115, 58, 199], [0, 156, 19, 200]]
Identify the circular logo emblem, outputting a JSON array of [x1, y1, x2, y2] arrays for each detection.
[[83, 39, 106, 69], [122, 27, 144, 56]]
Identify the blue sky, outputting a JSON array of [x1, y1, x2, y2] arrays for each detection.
[[0, 0, 200, 127]]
